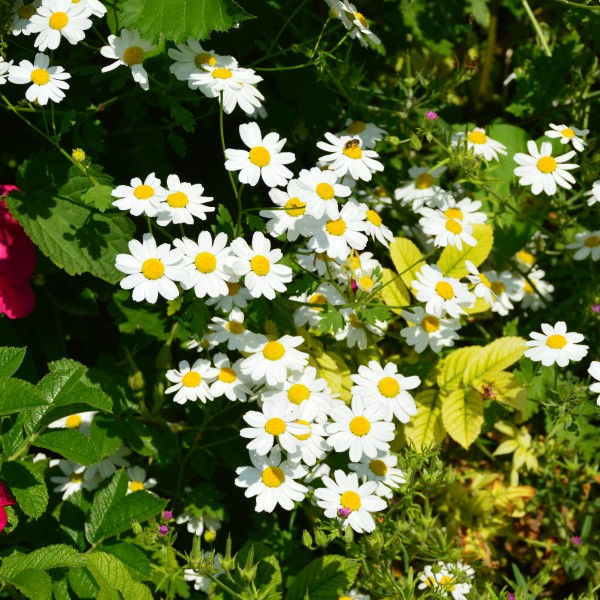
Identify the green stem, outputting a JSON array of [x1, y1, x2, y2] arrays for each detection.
[[235, 184, 245, 238], [551, 0, 600, 10], [267, 0, 309, 54], [521, 0, 552, 57]]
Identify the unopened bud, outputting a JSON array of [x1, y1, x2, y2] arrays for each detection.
[[314, 528, 328, 548], [128, 370, 145, 391], [72, 148, 86, 162], [204, 530, 217, 543], [302, 530, 313, 548]]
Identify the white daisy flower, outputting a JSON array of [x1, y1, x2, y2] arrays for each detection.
[[47, 410, 96, 434], [8, 52, 70, 105], [451, 127, 508, 161], [432, 561, 475, 600], [585, 180, 600, 206], [50, 460, 100, 499], [206, 307, 260, 353], [240, 399, 309, 456], [483, 269, 522, 316], [326, 395, 395, 462], [313, 470, 387, 533], [338, 119, 386, 149], [515, 248, 536, 269], [353, 264, 382, 294], [175, 232, 231, 298], [465, 260, 494, 304], [351, 360, 420, 424], [400, 307, 461, 354], [525, 321, 588, 367], [259, 179, 316, 241], [74, 0, 106, 18], [115, 234, 187, 304], [418, 563, 449, 592], [334, 308, 387, 350], [0, 58, 13, 85], [588, 361, 600, 405], [349, 451, 406, 498], [287, 419, 330, 467], [235, 447, 308, 512], [419, 208, 477, 251], [338, 589, 370, 600], [514, 140, 578, 196], [545, 123, 589, 152], [239, 335, 308, 387], [296, 167, 351, 220], [126, 466, 157, 494], [227, 231, 293, 300], [325, 1, 382, 48], [566, 231, 600, 261], [225, 122, 295, 188], [111, 173, 164, 217], [429, 196, 488, 226], [412, 264, 476, 318], [100, 29, 157, 91], [189, 64, 264, 115], [176, 511, 221, 537], [10, 0, 41, 36], [295, 249, 346, 283], [206, 280, 252, 313], [347, 250, 381, 274], [291, 283, 347, 329], [165, 359, 219, 404], [209, 353, 253, 402], [167, 39, 236, 83], [29, 0, 92, 51], [317, 133, 384, 182], [86, 446, 131, 480], [306, 201, 368, 261], [360, 205, 393, 247], [155, 174, 214, 226], [184, 553, 222, 592], [520, 268, 554, 311], [393, 166, 448, 213]]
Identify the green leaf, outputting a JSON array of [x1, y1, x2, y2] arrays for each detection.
[[225, 542, 282, 600], [99, 543, 152, 581], [86, 553, 153, 600], [0, 379, 48, 416], [183, 300, 211, 338], [437, 223, 494, 279], [85, 471, 129, 544], [436, 346, 478, 392], [0, 347, 26, 379], [463, 337, 527, 386], [0, 545, 85, 580], [286, 555, 360, 600], [96, 491, 166, 540], [34, 430, 101, 465], [1, 461, 48, 519], [80, 185, 115, 213], [118, 0, 254, 43], [89, 415, 123, 458], [6, 570, 52, 600], [404, 389, 445, 451], [379, 268, 411, 314], [110, 290, 171, 340], [389, 237, 426, 293], [315, 306, 344, 334], [441, 388, 484, 449]]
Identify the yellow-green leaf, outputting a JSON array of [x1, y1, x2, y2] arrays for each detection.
[[464, 297, 491, 314], [463, 337, 527, 386], [472, 371, 527, 411], [404, 389, 445, 451], [436, 346, 478, 392], [389, 237, 426, 293], [310, 351, 352, 402], [437, 224, 494, 279], [379, 268, 411, 314], [441, 388, 484, 449]]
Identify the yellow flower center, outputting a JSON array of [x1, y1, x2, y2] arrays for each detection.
[[167, 191, 189, 208], [65, 415, 82, 429], [69, 472, 84, 483], [212, 67, 232, 79], [517, 250, 535, 265], [293, 419, 311, 441], [18, 4, 36, 18], [204, 530, 217, 542], [369, 459, 388, 476], [227, 281, 241, 295], [194, 252, 217, 273], [349, 313, 362, 328], [425, 576, 437, 588], [340, 490, 361, 510], [133, 184, 154, 200], [265, 417, 286, 436], [435, 281, 455, 300], [439, 575, 456, 591], [445, 219, 463, 234], [49, 11, 68, 30], [218, 367, 237, 383], [359, 275, 374, 290], [346, 120, 366, 134], [249, 146, 271, 167], [339, 596, 353, 600], [250, 255, 270, 276], [30, 68, 50, 85], [182, 371, 201, 387], [325, 219, 347, 236], [422, 315, 440, 333], [141, 258, 165, 280], [353, 11, 368, 27], [129, 480, 145, 492], [263, 341, 285, 360], [523, 281, 534, 294], [561, 127, 575, 138], [316, 182, 335, 200], [123, 46, 145, 66], [479, 273, 492, 288], [584, 235, 600, 247], [468, 130, 487, 144], [308, 293, 327, 311], [261, 466, 285, 487], [415, 173, 435, 189], [288, 383, 310, 404], [194, 53, 216, 69], [537, 156, 557, 174], [377, 376, 400, 398], [546, 334, 567, 349], [444, 207, 463, 220], [366, 209, 382, 226], [226, 321, 244, 334], [284, 197, 306, 217], [491, 281, 505, 294], [349, 415, 371, 436], [343, 145, 363, 159]]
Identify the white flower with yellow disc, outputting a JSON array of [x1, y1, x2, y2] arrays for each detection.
[[584, 180, 600, 206], [525, 321, 588, 367], [419, 207, 477, 251], [126, 466, 157, 495], [156, 174, 214, 226], [206, 281, 252, 313], [165, 359, 219, 404], [209, 353, 253, 402], [519, 268, 554, 311], [393, 166, 448, 213], [291, 282, 346, 329], [8, 52, 70, 105], [400, 307, 461, 354], [349, 451, 406, 498], [566, 230, 600, 261], [452, 127, 507, 161], [296, 166, 352, 220], [545, 123, 588, 153], [10, 0, 41, 36], [47, 411, 97, 435], [50, 460, 99, 500], [206, 307, 260, 352], [29, 0, 92, 51], [111, 173, 165, 217], [338, 119, 386, 149], [168, 38, 236, 83]]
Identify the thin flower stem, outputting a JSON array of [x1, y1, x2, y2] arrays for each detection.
[[267, 0, 309, 54], [253, 62, 313, 72], [551, 0, 600, 10], [521, 0, 552, 57]]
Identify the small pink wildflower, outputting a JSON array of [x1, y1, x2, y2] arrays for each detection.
[[425, 111, 438, 120], [337, 507, 352, 518], [159, 525, 169, 535], [163, 510, 173, 520]]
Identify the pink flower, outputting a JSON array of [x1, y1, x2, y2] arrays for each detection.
[[0, 481, 16, 533], [425, 111, 438, 120], [0, 185, 36, 319]]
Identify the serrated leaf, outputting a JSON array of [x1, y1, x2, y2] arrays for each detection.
[[1, 461, 48, 519], [86, 471, 129, 544], [436, 346, 478, 392], [0, 379, 48, 416], [34, 429, 101, 465], [379, 268, 411, 314], [86, 553, 153, 600], [99, 544, 152, 581], [80, 185, 115, 213], [118, 0, 253, 43], [310, 350, 352, 402], [463, 337, 527, 386], [0, 545, 85, 579], [315, 306, 344, 335], [0, 347, 26, 379], [286, 555, 360, 600], [441, 388, 484, 449], [473, 371, 527, 411], [404, 389, 445, 451], [68, 567, 99, 599], [6, 570, 52, 600], [389, 237, 426, 293], [437, 224, 494, 279], [89, 415, 123, 458]]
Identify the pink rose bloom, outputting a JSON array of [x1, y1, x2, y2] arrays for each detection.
[[0, 184, 36, 319], [0, 481, 16, 532]]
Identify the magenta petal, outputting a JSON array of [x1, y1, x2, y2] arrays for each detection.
[[0, 281, 35, 319], [0, 482, 15, 507], [0, 204, 36, 284], [0, 507, 7, 532]]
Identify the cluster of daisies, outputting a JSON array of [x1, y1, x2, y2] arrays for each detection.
[[417, 561, 475, 600]]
